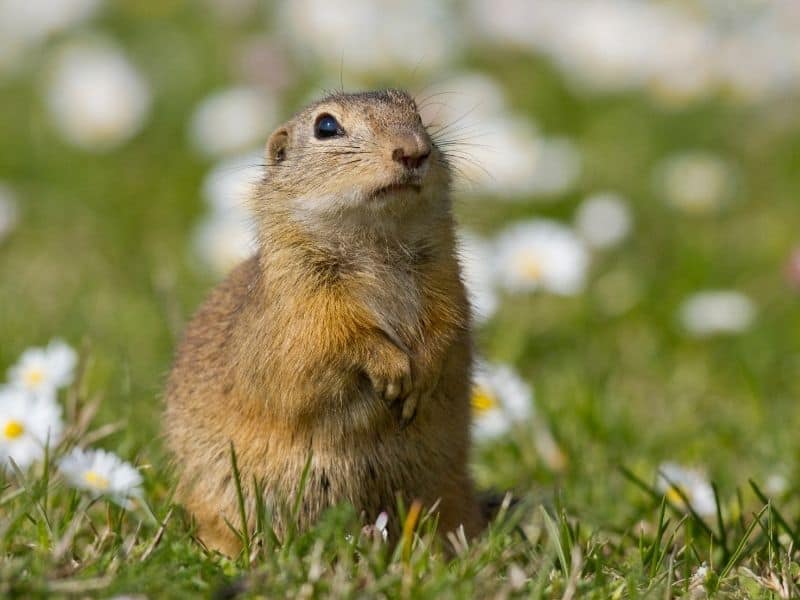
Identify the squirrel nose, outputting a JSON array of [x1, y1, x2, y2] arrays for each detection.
[[391, 134, 431, 170]]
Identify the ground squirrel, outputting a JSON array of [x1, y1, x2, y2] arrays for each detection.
[[164, 89, 484, 555]]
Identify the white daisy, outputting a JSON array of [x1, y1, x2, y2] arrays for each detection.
[[0, 0, 100, 45], [59, 447, 143, 508], [689, 563, 711, 592], [279, 0, 459, 74], [417, 72, 509, 160], [457, 231, 499, 324], [656, 462, 717, 517], [574, 192, 632, 249], [655, 152, 734, 215], [469, 0, 707, 97], [0, 387, 63, 470], [0, 0, 101, 75], [8, 339, 78, 400], [0, 182, 19, 243], [470, 0, 800, 105], [551, 2, 705, 94], [45, 38, 151, 152], [418, 74, 580, 199], [201, 152, 263, 213], [526, 136, 582, 198], [456, 116, 581, 198], [716, 29, 795, 103], [764, 473, 789, 496], [193, 153, 262, 276], [360, 510, 389, 542], [679, 291, 756, 337], [418, 72, 508, 133], [192, 211, 257, 277], [765, 473, 788, 496], [374, 511, 388, 540], [467, 0, 549, 49], [648, 49, 716, 109], [188, 87, 277, 158], [495, 220, 589, 296], [471, 361, 533, 441]]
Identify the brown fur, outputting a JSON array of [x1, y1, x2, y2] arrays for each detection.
[[164, 89, 483, 555]]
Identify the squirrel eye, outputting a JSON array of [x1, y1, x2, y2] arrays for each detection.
[[314, 114, 343, 139]]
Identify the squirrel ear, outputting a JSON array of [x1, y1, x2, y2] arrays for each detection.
[[267, 127, 289, 163]]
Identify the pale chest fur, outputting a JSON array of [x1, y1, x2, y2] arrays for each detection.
[[356, 264, 424, 349]]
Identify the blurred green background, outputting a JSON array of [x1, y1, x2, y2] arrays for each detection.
[[2, 0, 800, 532]]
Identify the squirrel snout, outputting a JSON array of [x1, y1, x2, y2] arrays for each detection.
[[391, 133, 431, 170]]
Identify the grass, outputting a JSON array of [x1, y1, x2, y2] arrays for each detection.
[[4, 439, 800, 598], [3, 2, 800, 597]]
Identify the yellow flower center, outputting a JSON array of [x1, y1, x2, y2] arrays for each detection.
[[681, 192, 715, 215], [3, 420, 24, 439], [24, 368, 45, 388], [84, 470, 110, 490], [665, 486, 688, 506], [471, 386, 498, 414], [518, 254, 543, 281]]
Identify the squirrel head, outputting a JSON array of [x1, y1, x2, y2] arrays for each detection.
[[258, 89, 451, 233]]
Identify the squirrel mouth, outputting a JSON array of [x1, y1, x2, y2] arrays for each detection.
[[370, 182, 422, 199]]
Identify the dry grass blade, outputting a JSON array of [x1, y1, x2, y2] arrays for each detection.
[[401, 499, 423, 563], [52, 499, 90, 562], [141, 506, 174, 562], [47, 576, 113, 594]]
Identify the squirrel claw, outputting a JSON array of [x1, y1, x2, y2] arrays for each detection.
[[369, 373, 411, 404], [384, 380, 401, 402], [399, 393, 418, 429]]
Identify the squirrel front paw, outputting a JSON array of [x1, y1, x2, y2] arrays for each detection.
[[367, 360, 412, 404], [364, 344, 418, 428]]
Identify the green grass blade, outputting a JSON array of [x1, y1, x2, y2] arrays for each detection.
[[540, 505, 569, 575], [229, 441, 250, 563], [718, 505, 768, 582]]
